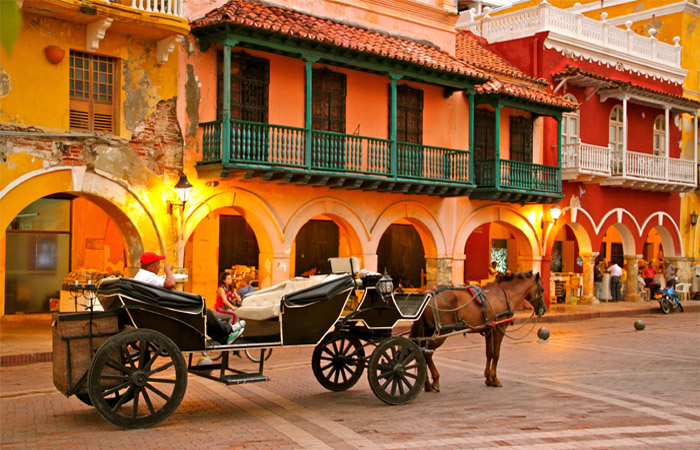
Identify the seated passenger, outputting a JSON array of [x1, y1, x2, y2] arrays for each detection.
[[237, 274, 256, 298], [215, 272, 242, 324], [134, 252, 242, 345]]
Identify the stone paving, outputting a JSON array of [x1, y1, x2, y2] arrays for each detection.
[[1, 311, 698, 449]]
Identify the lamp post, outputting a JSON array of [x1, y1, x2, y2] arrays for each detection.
[[376, 269, 394, 300], [169, 173, 192, 283]]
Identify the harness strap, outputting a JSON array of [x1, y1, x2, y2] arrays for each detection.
[[496, 284, 515, 320]]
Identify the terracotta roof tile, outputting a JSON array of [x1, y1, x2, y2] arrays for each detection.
[[456, 31, 547, 87], [191, 0, 487, 80], [474, 79, 577, 110]]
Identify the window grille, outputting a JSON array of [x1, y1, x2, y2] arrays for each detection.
[[474, 109, 495, 160], [509, 116, 533, 162], [217, 52, 269, 123]]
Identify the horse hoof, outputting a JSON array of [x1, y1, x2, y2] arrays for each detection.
[[432, 384, 441, 393]]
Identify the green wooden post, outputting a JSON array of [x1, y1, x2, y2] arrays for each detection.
[[556, 114, 562, 192], [389, 74, 400, 178], [494, 101, 501, 189], [303, 55, 318, 169], [222, 44, 231, 166], [468, 89, 475, 185]]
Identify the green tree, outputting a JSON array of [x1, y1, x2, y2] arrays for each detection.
[[1, 1, 22, 55]]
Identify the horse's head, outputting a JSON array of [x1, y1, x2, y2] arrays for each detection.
[[527, 272, 547, 317]]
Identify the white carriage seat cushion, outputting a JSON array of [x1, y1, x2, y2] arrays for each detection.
[[236, 275, 342, 321]]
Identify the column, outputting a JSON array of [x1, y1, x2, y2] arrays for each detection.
[[451, 254, 466, 286], [540, 254, 552, 307], [362, 253, 378, 273], [494, 102, 502, 189], [303, 56, 317, 169], [172, 267, 188, 292], [467, 90, 475, 184], [624, 254, 644, 302], [222, 44, 231, 166], [271, 253, 292, 286], [671, 257, 694, 284], [389, 74, 401, 178], [425, 257, 453, 288], [578, 252, 599, 304]]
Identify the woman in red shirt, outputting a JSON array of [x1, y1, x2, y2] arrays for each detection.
[[215, 272, 242, 324]]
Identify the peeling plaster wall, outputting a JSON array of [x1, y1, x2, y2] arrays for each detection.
[[185, 64, 201, 138]]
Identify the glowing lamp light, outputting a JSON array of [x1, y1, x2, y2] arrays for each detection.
[[377, 269, 394, 297], [550, 206, 561, 221], [175, 173, 193, 204]]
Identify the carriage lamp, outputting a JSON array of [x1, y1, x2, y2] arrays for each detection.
[[377, 269, 394, 298], [690, 211, 698, 227], [169, 173, 193, 214]]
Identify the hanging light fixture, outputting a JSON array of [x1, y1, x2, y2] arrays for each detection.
[[376, 269, 394, 298], [690, 211, 698, 227], [169, 173, 193, 214]]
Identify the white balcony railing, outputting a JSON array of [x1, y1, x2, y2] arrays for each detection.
[[102, 0, 185, 18], [562, 141, 611, 176], [461, 2, 682, 70], [562, 141, 695, 191]]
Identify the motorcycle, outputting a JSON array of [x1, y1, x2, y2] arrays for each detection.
[[657, 285, 684, 314]]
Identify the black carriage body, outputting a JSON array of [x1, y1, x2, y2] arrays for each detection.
[[346, 286, 433, 329], [97, 278, 207, 351]]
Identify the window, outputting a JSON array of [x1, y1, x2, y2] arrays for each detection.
[[395, 85, 423, 144], [474, 109, 496, 160], [653, 115, 665, 156], [509, 116, 533, 162], [69, 51, 116, 133], [609, 105, 624, 151], [561, 94, 579, 146], [312, 68, 346, 168], [217, 52, 269, 123]]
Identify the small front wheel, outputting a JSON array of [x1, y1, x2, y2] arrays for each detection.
[[660, 297, 672, 314], [367, 336, 426, 405], [88, 328, 187, 429], [312, 334, 365, 391]]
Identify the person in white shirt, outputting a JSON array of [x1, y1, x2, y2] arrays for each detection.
[[134, 252, 176, 288], [607, 261, 623, 302]]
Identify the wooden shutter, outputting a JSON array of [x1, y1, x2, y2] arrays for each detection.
[[312, 68, 346, 132], [69, 51, 115, 133], [474, 109, 495, 160], [394, 85, 423, 144], [218, 52, 270, 123], [509, 116, 533, 162]]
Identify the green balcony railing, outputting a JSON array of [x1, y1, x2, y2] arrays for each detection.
[[474, 159, 559, 193], [200, 119, 471, 184]]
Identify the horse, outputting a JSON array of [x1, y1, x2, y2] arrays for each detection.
[[410, 271, 546, 392]]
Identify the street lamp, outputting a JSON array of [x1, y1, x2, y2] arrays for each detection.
[[169, 173, 192, 214], [690, 211, 698, 227], [550, 205, 561, 221]]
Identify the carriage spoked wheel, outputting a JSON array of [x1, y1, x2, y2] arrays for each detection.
[[87, 328, 187, 429], [367, 336, 426, 405], [312, 334, 366, 391]]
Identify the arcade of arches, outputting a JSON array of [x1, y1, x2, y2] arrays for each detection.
[[2, 180, 692, 316]]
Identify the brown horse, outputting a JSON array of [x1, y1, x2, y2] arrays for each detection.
[[410, 271, 546, 392]]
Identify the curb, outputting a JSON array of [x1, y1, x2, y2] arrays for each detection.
[[1, 352, 52, 367]]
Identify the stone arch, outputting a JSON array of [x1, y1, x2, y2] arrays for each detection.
[[606, 223, 637, 256], [0, 167, 161, 268], [453, 205, 540, 260], [368, 201, 444, 258], [184, 187, 281, 256], [283, 197, 368, 258], [545, 218, 594, 257]]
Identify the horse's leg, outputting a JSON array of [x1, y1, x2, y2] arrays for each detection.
[[484, 331, 494, 386], [488, 328, 506, 387], [424, 346, 441, 392]]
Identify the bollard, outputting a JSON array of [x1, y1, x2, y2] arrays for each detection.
[[634, 320, 645, 331], [537, 327, 550, 340]]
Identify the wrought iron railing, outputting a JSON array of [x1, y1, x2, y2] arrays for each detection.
[[199, 119, 471, 183]]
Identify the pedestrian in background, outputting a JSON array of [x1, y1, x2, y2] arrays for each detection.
[[607, 261, 622, 302]]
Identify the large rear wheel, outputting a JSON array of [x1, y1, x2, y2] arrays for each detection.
[[367, 336, 426, 405], [312, 334, 365, 391], [87, 329, 187, 429]]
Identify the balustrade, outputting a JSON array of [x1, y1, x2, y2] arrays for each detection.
[[103, 0, 185, 17]]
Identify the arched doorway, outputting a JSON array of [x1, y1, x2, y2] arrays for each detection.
[[549, 223, 584, 304], [185, 207, 261, 305], [463, 221, 533, 285], [0, 167, 164, 315], [293, 216, 339, 276], [377, 221, 426, 289], [5, 194, 128, 314]]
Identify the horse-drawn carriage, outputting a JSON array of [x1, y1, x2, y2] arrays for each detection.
[[52, 258, 436, 429], [53, 257, 546, 429]]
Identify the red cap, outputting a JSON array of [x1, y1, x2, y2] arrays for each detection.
[[140, 252, 165, 265]]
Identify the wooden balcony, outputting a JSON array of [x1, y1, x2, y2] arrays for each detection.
[[562, 140, 696, 192], [471, 159, 562, 204], [197, 120, 474, 196]]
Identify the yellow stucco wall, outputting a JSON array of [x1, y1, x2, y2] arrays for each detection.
[[0, 11, 180, 138]]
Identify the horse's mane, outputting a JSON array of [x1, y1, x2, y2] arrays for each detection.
[[495, 271, 536, 283]]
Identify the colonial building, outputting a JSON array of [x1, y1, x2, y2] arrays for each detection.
[[459, 0, 700, 303]]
